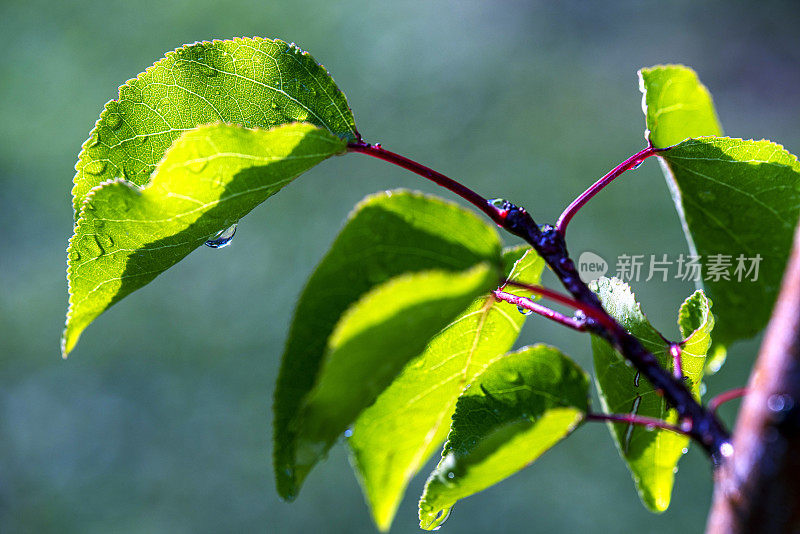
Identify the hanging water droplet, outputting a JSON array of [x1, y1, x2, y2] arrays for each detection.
[[489, 198, 507, 209], [633, 371, 640, 388], [631, 158, 644, 169], [430, 507, 453, 530], [84, 160, 107, 175], [644, 423, 656, 432], [517, 303, 533, 315], [205, 223, 237, 248], [344, 428, 353, 438], [681, 447, 689, 455], [699, 382, 707, 396]]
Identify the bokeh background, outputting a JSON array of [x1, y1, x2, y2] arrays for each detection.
[[2, 1, 799, 532]]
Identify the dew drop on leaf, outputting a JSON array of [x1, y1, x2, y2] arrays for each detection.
[[86, 132, 101, 148], [68, 250, 81, 262], [187, 157, 208, 173], [84, 160, 107, 175], [205, 223, 237, 249], [106, 113, 122, 131]]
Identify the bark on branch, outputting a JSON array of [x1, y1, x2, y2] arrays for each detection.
[[707, 222, 800, 533]]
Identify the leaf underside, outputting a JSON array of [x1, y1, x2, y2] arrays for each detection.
[[640, 65, 800, 370], [418, 345, 589, 530], [273, 191, 505, 500], [348, 247, 544, 531], [590, 277, 713, 512]]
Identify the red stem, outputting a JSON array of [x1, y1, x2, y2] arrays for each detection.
[[493, 290, 587, 331], [555, 145, 667, 236], [586, 412, 690, 436], [503, 280, 616, 331], [347, 141, 506, 226], [708, 387, 749, 414]]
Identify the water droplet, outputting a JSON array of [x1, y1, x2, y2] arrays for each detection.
[[631, 158, 644, 169], [504, 370, 524, 385], [87, 132, 101, 148], [699, 190, 716, 203], [411, 356, 427, 369], [699, 382, 707, 396], [720, 442, 734, 457], [430, 507, 453, 530], [633, 371, 640, 388], [517, 303, 533, 315], [681, 447, 689, 455], [767, 394, 793, 413], [205, 223, 237, 248], [644, 424, 656, 432], [672, 466, 679, 474], [137, 134, 148, 145], [98, 234, 114, 251], [489, 198, 507, 209], [446, 471, 455, 479], [105, 113, 122, 130], [68, 249, 81, 262], [187, 157, 208, 173], [344, 428, 353, 438], [84, 160, 107, 175], [80, 235, 103, 258], [202, 64, 217, 77]]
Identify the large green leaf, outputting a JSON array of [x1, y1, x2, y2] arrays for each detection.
[[638, 65, 722, 148], [348, 247, 544, 531], [590, 277, 714, 512], [284, 265, 499, 501], [72, 37, 357, 215], [274, 191, 504, 500], [63, 123, 345, 357], [418, 345, 589, 531], [641, 65, 800, 369]]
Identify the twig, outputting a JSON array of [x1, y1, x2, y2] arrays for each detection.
[[349, 141, 731, 462], [493, 290, 587, 331], [586, 412, 690, 436], [555, 144, 668, 235], [708, 387, 748, 415]]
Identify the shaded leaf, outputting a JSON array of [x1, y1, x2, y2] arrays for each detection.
[[590, 277, 713, 512], [348, 247, 544, 531], [274, 191, 504, 499], [72, 37, 357, 215], [418, 345, 589, 530], [63, 123, 345, 357], [286, 264, 500, 500], [641, 65, 800, 370]]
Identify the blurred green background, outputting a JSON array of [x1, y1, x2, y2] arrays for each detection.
[[2, 1, 799, 532]]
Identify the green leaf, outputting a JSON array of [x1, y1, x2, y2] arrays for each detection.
[[638, 65, 722, 148], [63, 122, 345, 357], [348, 247, 544, 531], [274, 191, 504, 500], [590, 277, 714, 512], [72, 37, 357, 215], [641, 65, 800, 370], [418, 345, 589, 531], [285, 264, 500, 500]]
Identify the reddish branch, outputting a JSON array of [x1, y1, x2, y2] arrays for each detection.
[[349, 141, 731, 461], [707, 223, 800, 533]]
